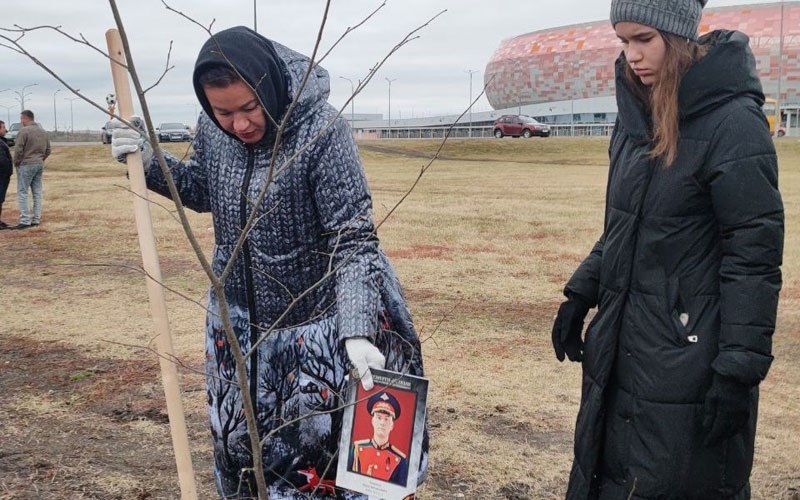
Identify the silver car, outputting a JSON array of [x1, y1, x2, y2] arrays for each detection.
[[157, 122, 192, 143]]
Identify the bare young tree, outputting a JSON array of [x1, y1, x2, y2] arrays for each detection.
[[0, 1, 491, 498]]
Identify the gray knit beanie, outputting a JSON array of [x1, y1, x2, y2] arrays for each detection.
[[610, 0, 708, 40]]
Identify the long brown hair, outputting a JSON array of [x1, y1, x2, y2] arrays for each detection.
[[624, 32, 707, 166]]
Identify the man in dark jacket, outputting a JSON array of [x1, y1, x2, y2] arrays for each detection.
[[0, 120, 12, 229], [551, 1, 783, 499]]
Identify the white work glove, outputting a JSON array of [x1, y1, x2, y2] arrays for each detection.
[[345, 337, 385, 391], [109, 116, 153, 167]]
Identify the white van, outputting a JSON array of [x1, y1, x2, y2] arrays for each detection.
[[5, 122, 22, 147]]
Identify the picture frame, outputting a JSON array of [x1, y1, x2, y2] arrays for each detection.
[[336, 368, 429, 499]]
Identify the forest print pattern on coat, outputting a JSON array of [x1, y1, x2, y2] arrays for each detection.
[[206, 295, 422, 498]]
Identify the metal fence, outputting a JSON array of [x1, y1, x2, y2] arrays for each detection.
[[362, 123, 616, 139]]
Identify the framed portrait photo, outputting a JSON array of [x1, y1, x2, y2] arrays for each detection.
[[336, 368, 428, 499]]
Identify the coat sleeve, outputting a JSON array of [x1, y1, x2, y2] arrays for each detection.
[[564, 119, 620, 307], [702, 103, 784, 386], [144, 117, 211, 213], [0, 142, 10, 168], [309, 118, 380, 341], [565, 236, 604, 307], [13, 129, 26, 167]]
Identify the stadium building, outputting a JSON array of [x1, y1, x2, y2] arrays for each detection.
[[354, 2, 800, 138]]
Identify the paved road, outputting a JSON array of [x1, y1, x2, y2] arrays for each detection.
[[52, 142, 105, 147]]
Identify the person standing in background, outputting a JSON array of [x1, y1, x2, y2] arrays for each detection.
[[0, 120, 12, 229], [13, 109, 50, 230]]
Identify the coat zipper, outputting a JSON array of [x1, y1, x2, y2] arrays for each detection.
[[240, 146, 259, 408]]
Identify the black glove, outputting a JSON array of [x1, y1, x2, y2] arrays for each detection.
[[551, 294, 591, 362], [702, 373, 752, 446]]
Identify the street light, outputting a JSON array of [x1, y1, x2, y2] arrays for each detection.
[[466, 69, 479, 138], [53, 89, 61, 132], [0, 104, 13, 123], [385, 77, 396, 139], [64, 95, 81, 133], [339, 76, 356, 123], [14, 83, 38, 111]]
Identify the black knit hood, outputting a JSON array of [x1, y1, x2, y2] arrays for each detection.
[[615, 29, 764, 137], [193, 26, 291, 144], [678, 30, 764, 119]]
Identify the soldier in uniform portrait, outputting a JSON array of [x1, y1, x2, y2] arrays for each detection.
[[347, 391, 409, 486]]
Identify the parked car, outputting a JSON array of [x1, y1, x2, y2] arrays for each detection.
[[100, 121, 113, 144], [5, 122, 22, 147], [157, 122, 192, 142], [493, 115, 550, 138]]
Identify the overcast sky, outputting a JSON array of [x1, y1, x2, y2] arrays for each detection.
[[0, 0, 779, 130]]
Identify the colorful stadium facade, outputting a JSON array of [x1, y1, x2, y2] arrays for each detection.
[[485, 2, 800, 112], [349, 2, 799, 138]]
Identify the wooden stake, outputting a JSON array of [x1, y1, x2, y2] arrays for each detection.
[[105, 28, 198, 500]]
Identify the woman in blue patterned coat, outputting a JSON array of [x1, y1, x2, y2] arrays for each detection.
[[113, 26, 427, 499]]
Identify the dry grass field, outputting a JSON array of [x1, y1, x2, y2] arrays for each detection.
[[1, 138, 798, 499]]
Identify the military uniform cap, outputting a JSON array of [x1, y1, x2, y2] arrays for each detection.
[[367, 391, 401, 420]]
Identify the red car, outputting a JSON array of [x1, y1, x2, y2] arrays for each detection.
[[493, 114, 551, 138]]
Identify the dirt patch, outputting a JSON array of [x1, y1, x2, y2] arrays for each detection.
[[423, 459, 495, 499], [458, 298, 561, 332], [386, 244, 454, 260], [478, 413, 572, 449], [532, 248, 584, 264], [780, 286, 800, 301], [522, 231, 555, 241], [0, 336, 213, 499], [1, 336, 178, 418], [404, 288, 438, 303], [497, 481, 535, 500], [159, 256, 204, 278]]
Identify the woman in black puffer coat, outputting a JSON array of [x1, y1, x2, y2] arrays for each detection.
[[126, 26, 427, 499], [551, 1, 784, 499]]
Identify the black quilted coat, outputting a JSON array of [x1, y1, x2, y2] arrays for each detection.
[[145, 27, 426, 499], [564, 31, 783, 500], [0, 137, 11, 173]]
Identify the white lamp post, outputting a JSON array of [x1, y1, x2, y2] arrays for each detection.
[[339, 76, 356, 123], [0, 104, 13, 123], [466, 69, 479, 137], [53, 89, 61, 132], [14, 83, 38, 111], [64, 96, 81, 133], [385, 77, 396, 139]]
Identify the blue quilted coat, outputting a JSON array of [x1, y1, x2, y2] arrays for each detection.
[[144, 27, 427, 499]]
